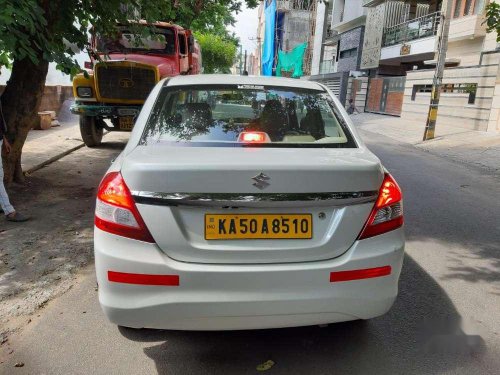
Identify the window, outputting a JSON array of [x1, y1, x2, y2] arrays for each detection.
[[141, 85, 357, 148], [411, 84, 431, 101], [458, 83, 478, 104], [96, 27, 176, 55], [411, 83, 477, 104], [178, 33, 187, 55], [453, 0, 463, 17], [339, 48, 357, 59], [453, 0, 485, 18], [464, 0, 474, 15], [474, 0, 485, 14]]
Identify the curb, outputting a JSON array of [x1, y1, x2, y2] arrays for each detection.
[[23, 131, 111, 176], [24, 142, 85, 175]]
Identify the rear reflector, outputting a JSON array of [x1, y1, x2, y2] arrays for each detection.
[[108, 271, 179, 286], [330, 266, 391, 282]]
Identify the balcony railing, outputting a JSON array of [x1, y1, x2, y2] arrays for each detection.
[[277, 0, 312, 12], [319, 59, 337, 74], [382, 11, 441, 47]]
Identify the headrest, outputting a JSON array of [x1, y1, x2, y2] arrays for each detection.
[[181, 103, 213, 130], [182, 103, 213, 121], [261, 100, 287, 136]]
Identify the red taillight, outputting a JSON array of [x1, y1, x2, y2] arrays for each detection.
[[95, 172, 155, 243], [238, 131, 269, 143], [358, 173, 403, 240]]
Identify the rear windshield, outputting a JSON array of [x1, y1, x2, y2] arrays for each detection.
[[140, 84, 357, 148]]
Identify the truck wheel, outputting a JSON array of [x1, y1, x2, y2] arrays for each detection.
[[80, 116, 103, 147]]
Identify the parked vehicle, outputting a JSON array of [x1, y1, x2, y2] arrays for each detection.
[[71, 21, 201, 147], [94, 75, 405, 330]]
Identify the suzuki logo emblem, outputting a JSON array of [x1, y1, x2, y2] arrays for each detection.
[[252, 173, 270, 190], [119, 78, 134, 88]]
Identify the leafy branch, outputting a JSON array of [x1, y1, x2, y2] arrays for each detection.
[[485, 2, 500, 42]]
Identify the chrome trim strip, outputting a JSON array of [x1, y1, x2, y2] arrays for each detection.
[[132, 191, 378, 208]]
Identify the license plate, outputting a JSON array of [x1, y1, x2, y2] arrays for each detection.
[[119, 116, 134, 130], [205, 214, 312, 240]]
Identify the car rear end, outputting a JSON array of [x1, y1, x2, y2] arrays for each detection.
[[94, 76, 405, 330]]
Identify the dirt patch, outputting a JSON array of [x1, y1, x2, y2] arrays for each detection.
[[0, 136, 126, 350]]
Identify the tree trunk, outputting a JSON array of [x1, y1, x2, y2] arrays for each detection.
[[1, 53, 49, 184]]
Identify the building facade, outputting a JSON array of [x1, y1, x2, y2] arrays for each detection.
[[252, 1, 266, 75], [361, 0, 499, 131], [359, 1, 443, 116], [362, 0, 442, 74], [309, 0, 369, 109], [331, 0, 367, 74], [403, 1, 499, 132], [258, 0, 318, 77]]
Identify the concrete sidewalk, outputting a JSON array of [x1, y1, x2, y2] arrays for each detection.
[[352, 113, 500, 172], [22, 123, 83, 173], [21, 100, 83, 173]]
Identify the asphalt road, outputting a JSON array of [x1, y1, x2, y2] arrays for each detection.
[[2, 129, 500, 374]]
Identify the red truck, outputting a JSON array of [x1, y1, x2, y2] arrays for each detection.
[[71, 21, 202, 146]]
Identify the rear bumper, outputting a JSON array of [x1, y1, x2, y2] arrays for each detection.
[[95, 228, 404, 330]]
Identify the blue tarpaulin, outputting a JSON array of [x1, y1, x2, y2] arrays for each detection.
[[262, 0, 276, 76]]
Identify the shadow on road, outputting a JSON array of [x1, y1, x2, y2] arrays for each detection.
[[0, 140, 127, 340], [119, 256, 485, 374], [363, 133, 500, 290], [95, 140, 129, 150]]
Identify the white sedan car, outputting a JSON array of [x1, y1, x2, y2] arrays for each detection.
[[94, 75, 404, 330]]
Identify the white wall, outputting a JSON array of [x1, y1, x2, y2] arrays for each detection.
[[331, 0, 345, 25], [342, 0, 366, 23], [1, 51, 87, 86], [311, 1, 328, 76], [402, 64, 499, 131], [331, 0, 365, 26], [380, 36, 437, 60]]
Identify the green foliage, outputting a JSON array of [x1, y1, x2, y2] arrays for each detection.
[[0, 0, 46, 68], [0, 0, 258, 75], [194, 32, 238, 73], [485, 2, 500, 42]]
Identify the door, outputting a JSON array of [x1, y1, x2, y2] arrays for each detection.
[[366, 76, 405, 116]]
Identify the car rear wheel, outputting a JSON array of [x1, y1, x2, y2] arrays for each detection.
[[80, 115, 104, 147]]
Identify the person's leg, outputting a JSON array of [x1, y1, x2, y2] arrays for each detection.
[[0, 141, 16, 216]]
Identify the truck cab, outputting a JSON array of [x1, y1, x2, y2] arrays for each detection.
[[71, 22, 201, 147]]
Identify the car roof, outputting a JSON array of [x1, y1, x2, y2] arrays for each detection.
[[165, 74, 325, 91]]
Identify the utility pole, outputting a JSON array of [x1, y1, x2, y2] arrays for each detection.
[[422, 0, 453, 141], [239, 45, 243, 75], [243, 50, 248, 75]]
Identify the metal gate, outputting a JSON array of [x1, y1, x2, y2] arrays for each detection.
[[322, 77, 341, 97], [365, 76, 405, 116], [309, 71, 349, 105]]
